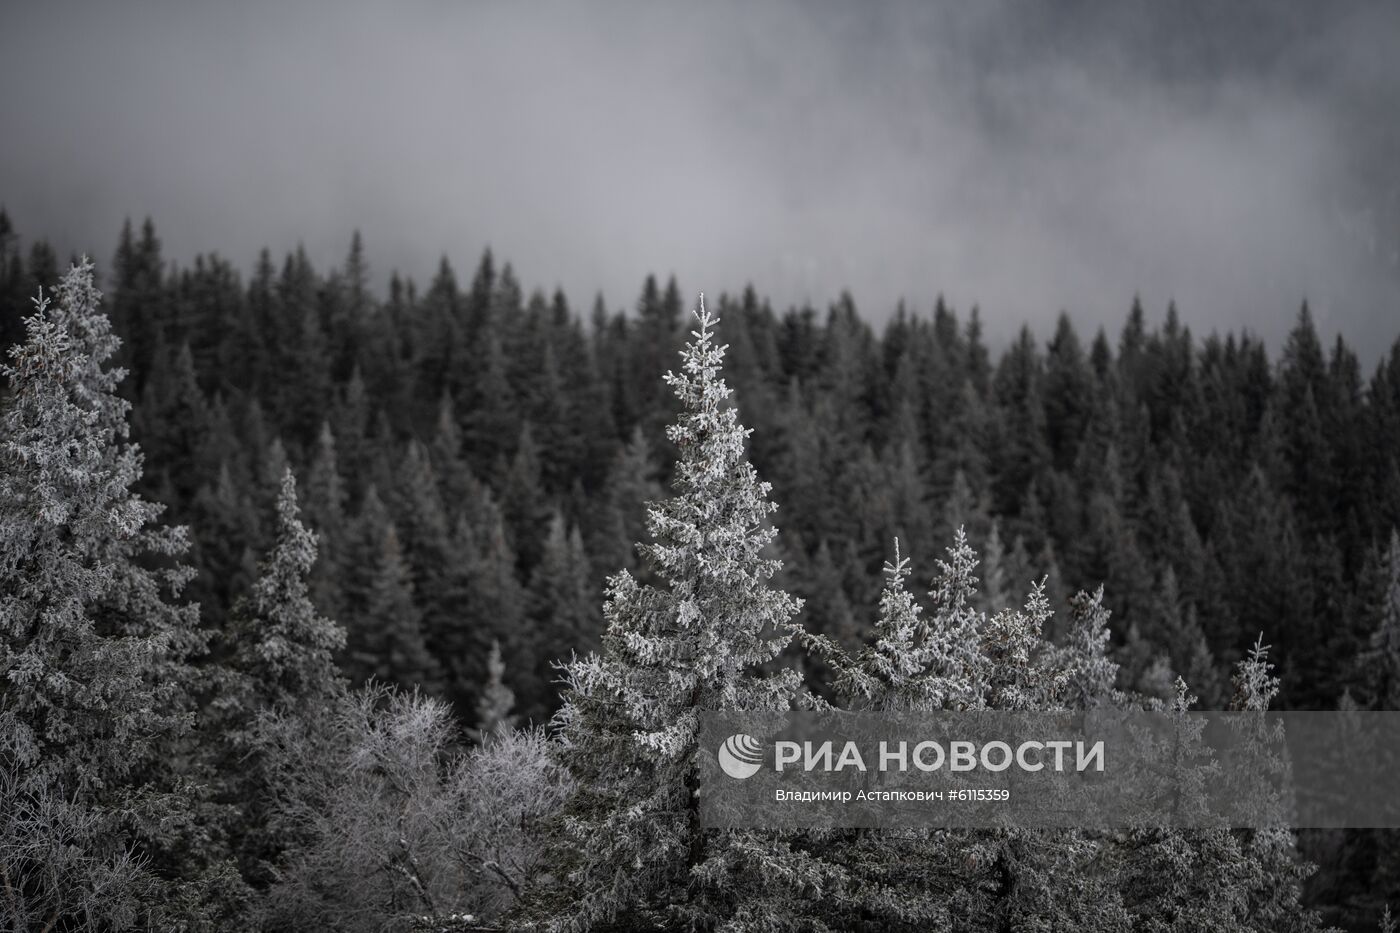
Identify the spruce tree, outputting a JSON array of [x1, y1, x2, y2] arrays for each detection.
[[189, 460, 260, 632], [365, 522, 444, 693], [1360, 530, 1400, 710], [1055, 585, 1124, 709], [218, 468, 345, 889], [427, 504, 526, 717], [303, 421, 348, 619], [305, 421, 348, 541], [501, 422, 551, 572], [2, 260, 206, 780], [800, 538, 861, 651], [980, 519, 1012, 613], [530, 511, 599, 712], [1112, 679, 1262, 932], [393, 439, 456, 666], [226, 468, 346, 710], [606, 426, 664, 567], [473, 640, 519, 742], [337, 484, 442, 693], [1229, 640, 1329, 931], [467, 513, 533, 712], [801, 535, 1128, 929], [804, 534, 988, 713], [529, 296, 804, 931], [0, 261, 213, 928], [966, 547, 1126, 929]]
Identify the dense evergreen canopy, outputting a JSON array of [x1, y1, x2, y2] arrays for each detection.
[[1, 213, 1397, 929]]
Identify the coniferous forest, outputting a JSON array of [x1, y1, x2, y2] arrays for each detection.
[[2, 211, 1400, 931]]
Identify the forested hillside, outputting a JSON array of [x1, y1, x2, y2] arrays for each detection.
[[2, 211, 1399, 929], [3, 213, 1394, 715]]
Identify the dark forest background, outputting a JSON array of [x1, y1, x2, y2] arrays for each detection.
[[2, 211, 1398, 925]]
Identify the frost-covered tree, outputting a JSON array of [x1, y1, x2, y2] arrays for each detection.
[[1055, 585, 1124, 708], [0, 261, 215, 929], [227, 468, 346, 710], [925, 529, 994, 711], [802, 534, 1132, 929], [802, 529, 1324, 931], [797, 540, 996, 928], [0, 761, 160, 932], [803, 535, 987, 714], [941, 536, 1126, 930], [1111, 677, 1262, 932], [1228, 640, 1328, 931], [259, 687, 571, 932], [473, 640, 518, 742], [981, 577, 1067, 712], [0, 260, 203, 787], [527, 297, 805, 931], [213, 468, 347, 889], [1112, 643, 1329, 933], [974, 580, 1131, 931]]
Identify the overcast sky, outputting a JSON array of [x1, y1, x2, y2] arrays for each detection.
[[2, 1, 1397, 354]]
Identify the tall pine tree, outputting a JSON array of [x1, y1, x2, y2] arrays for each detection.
[[0, 261, 216, 928], [527, 296, 804, 931]]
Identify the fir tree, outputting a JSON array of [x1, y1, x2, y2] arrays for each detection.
[[226, 468, 346, 710], [980, 519, 1012, 614], [1055, 586, 1124, 709], [393, 439, 456, 663], [473, 640, 519, 742], [217, 468, 345, 889], [189, 460, 260, 632], [1360, 530, 1400, 710], [1112, 679, 1263, 932], [530, 511, 600, 713], [797, 539, 994, 929], [364, 523, 444, 692], [1227, 640, 1329, 930], [799, 538, 861, 652], [1, 261, 204, 780], [467, 512, 533, 712], [804, 535, 987, 713], [303, 421, 348, 619], [425, 502, 527, 717], [338, 484, 442, 693], [529, 296, 804, 931], [0, 261, 214, 928], [925, 528, 994, 711], [500, 422, 551, 572], [304, 421, 348, 541], [596, 426, 663, 576]]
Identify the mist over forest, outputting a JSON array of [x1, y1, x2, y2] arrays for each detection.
[[4, 0, 1399, 352]]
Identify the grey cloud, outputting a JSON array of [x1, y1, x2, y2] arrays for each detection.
[[1, 0, 1396, 357]]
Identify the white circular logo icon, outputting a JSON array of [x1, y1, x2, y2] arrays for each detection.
[[718, 733, 764, 779]]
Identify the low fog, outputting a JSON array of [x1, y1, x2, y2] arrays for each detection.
[[2, 0, 1396, 352]]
